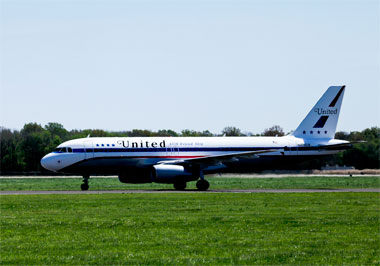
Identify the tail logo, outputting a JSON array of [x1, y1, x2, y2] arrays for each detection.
[[314, 108, 338, 115], [293, 85, 345, 137]]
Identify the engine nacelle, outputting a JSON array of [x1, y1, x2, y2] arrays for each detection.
[[152, 164, 197, 184], [118, 168, 152, 184]]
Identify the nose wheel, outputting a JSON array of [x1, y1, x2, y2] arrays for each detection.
[[81, 175, 90, 191]]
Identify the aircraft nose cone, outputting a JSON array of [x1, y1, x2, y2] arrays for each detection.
[[41, 154, 57, 172]]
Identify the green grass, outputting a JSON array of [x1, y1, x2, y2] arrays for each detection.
[[0, 176, 379, 191], [1, 193, 379, 265]]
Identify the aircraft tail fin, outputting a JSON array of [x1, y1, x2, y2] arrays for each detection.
[[292, 85, 345, 139]]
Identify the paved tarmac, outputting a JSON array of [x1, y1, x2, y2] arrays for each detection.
[[1, 188, 379, 195], [1, 174, 379, 179]]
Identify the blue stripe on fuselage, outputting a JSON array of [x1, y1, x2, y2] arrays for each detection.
[[62, 147, 278, 153], [53, 146, 337, 153]]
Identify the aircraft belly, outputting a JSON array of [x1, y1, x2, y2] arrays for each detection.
[[218, 155, 323, 173], [59, 157, 159, 174]]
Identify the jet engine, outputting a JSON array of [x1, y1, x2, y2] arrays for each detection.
[[118, 165, 198, 184], [151, 164, 197, 183], [118, 168, 152, 183]]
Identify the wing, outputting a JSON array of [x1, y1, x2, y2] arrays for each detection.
[[156, 141, 362, 167], [157, 149, 277, 167]]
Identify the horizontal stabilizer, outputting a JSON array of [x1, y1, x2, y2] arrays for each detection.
[[314, 141, 366, 150]]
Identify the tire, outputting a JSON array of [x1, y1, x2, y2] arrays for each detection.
[[173, 182, 186, 190], [81, 183, 89, 191], [196, 180, 210, 191]]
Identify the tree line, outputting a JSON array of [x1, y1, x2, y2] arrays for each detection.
[[0, 123, 378, 173]]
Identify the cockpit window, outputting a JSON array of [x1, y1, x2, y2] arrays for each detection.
[[54, 147, 71, 153]]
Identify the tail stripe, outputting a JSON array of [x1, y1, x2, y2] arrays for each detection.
[[313, 116, 329, 128], [329, 86, 345, 107]]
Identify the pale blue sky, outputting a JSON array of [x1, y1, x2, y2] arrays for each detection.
[[1, 0, 379, 134]]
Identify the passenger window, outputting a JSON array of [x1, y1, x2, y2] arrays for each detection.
[[68, 147, 72, 153]]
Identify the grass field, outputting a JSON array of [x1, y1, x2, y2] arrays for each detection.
[[0, 176, 379, 191], [1, 193, 379, 265]]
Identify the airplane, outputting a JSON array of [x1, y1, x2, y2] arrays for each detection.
[[41, 85, 356, 191]]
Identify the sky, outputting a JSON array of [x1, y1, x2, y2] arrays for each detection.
[[1, 0, 379, 134]]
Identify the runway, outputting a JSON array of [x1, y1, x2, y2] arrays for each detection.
[[1, 174, 379, 179], [1, 188, 379, 195]]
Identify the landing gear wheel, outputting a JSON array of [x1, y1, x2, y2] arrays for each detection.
[[174, 182, 187, 190], [81, 183, 89, 191], [196, 179, 209, 191], [81, 175, 90, 191]]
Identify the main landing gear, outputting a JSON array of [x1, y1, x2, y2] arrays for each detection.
[[173, 180, 209, 191], [196, 171, 210, 191], [196, 179, 210, 191], [172, 171, 210, 191], [173, 181, 187, 190], [81, 175, 90, 191]]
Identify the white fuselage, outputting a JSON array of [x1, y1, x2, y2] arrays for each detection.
[[39, 85, 350, 190], [41, 135, 347, 173]]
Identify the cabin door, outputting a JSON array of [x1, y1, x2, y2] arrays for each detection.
[[167, 143, 179, 157], [83, 140, 94, 160], [287, 139, 298, 156]]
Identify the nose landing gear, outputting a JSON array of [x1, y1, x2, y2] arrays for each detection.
[[81, 175, 90, 191]]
